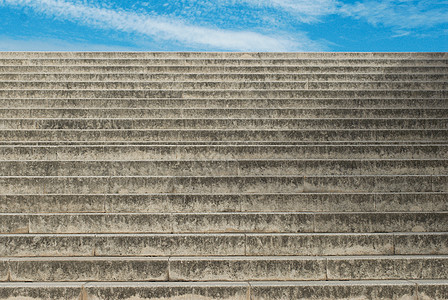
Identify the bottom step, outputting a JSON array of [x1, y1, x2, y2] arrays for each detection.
[[0, 280, 446, 300]]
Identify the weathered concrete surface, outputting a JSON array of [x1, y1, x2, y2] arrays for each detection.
[[0, 145, 446, 161], [327, 256, 448, 280], [8, 257, 169, 282], [250, 281, 417, 300], [169, 257, 326, 281], [1, 193, 447, 214], [85, 282, 250, 300], [0, 52, 446, 297], [0, 283, 84, 300], [246, 233, 395, 256], [414, 280, 448, 300]]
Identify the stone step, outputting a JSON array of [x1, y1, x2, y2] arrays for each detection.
[[3, 108, 446, 119], [2, 141, 445, 146], [1, 159, 446, 176], [0, 212, 446, 234], [0, 232, 446, 257], [1, 145, 446, 161], [170, 256, 448, 281], [249, 280, 448, 300], [1, 51, 446, 58], [1, 129, 447, 143], [1, 81, 447, 90], [1, 58, 446, 66], [2, 98, 446, 109], [2, 73, 448, 82], [2, 118, 447, 130], [0, 280, 445, 300], [1, 89, 445, 99], [1, 193, 446, 214], [0, 66, 446, 74], [248, 232, 448, 256], [0, 175, 446, 194], [0, 256, 446, 282]]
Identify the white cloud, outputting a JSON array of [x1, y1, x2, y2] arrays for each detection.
[[239, 0, 448, 30], [237, 0, 338, 22], [0, 36, 134, 51], [339, 0, 448, 29], [0, 0, 323, 51]]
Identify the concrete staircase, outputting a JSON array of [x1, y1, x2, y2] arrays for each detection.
[[0, 52, 447, 300]]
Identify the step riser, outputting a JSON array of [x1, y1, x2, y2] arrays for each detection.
[[2, 130, 447, 142], [1, 213, 446, 234], [1, 160, 446, 176], [1, 281, 445, 300], [249, 233, 447, 256], [0, 233, 445, 257], [251, 281, 447, 300], [0, 257, 445, 282], [2, 119, 447, 130], [1, 81, 447, 90], [3, 109, 447, 119], [2, 98, 447, 109], [2, 73, 448, 82], [2, 193, 446, 214], [1, 66, 446, 74], [1, 90, 446, 99], [1, 176, 446, 194], [2, 52, 446, 58], [1, 146, 446, 160], [1, 59, 447, 66]]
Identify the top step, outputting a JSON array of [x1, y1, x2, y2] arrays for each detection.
[[0, 52, 447, 59], [0, 58, 446, 67]]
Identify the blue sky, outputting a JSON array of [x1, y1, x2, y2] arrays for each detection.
[[0, 0, 446, 51]]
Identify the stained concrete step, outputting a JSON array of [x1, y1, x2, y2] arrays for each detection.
[[1, 81, 447, 90], [0, 232, 446, 257], [1, 58, 447, 66], [0, 212, 446, 234], [1, 175, 446, 194], [1, 145, 446, 161], [1, 66, 446, 75], [165, 256, 448, 281], [2, 51, 446, 58], [1, 129, 447, 143], [0, 256, 446, 282], [3, 108, 447, 119], [1, 89, 446, 99], [2, 73, 448, 82], [2, 118, 447, 130], [1, 159, 446, 176], [2, 141, 445, 146], [1, 280, 446, 300], [249, 280, 448, 300], [1, 193, 446, 214], [2, 98, 446, 109]]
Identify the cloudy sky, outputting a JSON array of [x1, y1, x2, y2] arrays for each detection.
[[0, 0, 446, 51]]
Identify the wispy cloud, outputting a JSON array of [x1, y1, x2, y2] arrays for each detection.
[[0, 0, 323, 51], [240, 0, 338, 22], [339, 0, 448, 29], [0, 36, 135, 51], [390, 30, 411, 38], [240, 0, 448, 30]]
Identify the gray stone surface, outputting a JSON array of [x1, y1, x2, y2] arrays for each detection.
[[8, 257, 169, 282], [250, 281, 418, 300], [0, 283, 83, 300], [246, 233, 395, 256], [85, 282, 249, 300], [0, 52, 446, 298]]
